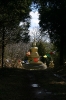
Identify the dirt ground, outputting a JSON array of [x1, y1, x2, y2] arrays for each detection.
[[0, 68, 66, 100]]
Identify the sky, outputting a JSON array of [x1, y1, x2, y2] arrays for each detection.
[[29, 10, 40, 30], [28, 10, 41, 41], [20, 2, 50, 42], [29, 10, 50, 42], [20, 2, 40, 30], [19, 10, 40, 30]]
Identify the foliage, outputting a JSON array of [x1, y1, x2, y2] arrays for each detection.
[[38, 0, 66, 66], [4, 22, 30, 44], [37, 41, 46, 56], [20, 22, 30, 43], [4, 42, 31, 60], [0, 0, 32, 67], [0, 0, 32, 44], [0, 0, 32, 27]]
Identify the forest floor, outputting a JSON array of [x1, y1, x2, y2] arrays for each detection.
[[0, 66, 66, 100]]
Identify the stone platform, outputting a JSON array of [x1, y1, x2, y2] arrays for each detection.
[[23, 61, 47, 70]]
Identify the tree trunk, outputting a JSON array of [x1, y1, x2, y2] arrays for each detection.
[[2, 27, 5, 68], [60, 34, 64, 67]]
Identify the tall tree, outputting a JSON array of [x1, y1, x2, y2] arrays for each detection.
[[38, 0, 66, 66], [0, 0, 32, 67]]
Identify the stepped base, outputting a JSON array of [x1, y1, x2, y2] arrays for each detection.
[[23, 61, 47, 70]]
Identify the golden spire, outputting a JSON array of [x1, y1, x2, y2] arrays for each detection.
[[33, 37, 36, 47]]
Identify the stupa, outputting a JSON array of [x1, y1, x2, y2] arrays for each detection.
[[23, 39, 47, 70], [29, 39, 40, 63], [24, 38, 47, 70]]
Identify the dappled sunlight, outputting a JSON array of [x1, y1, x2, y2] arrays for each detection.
[[50, 81, 66, 85]]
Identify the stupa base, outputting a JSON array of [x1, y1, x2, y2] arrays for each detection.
[[23, 61, 47, 70]]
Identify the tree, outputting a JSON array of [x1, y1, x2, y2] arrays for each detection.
[[4, 42, 31, 60], [38, 0, 66, 66], [4, 21, 30, 44], [20, 22, 30, 43], [0, 0, 32, 67], [37, 41, 46, 56], [0, 0, 32, 27], [36, 41, 46, 63]]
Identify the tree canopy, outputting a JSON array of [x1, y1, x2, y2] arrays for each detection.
[[37, 41, 46, 56], [0, 0, 32, 28], [0, 0, 32, 45], [37, 0, 66, 66], [0, 0, 32, 67]]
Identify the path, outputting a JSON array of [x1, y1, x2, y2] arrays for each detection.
[[0, 68, 66, 100]]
